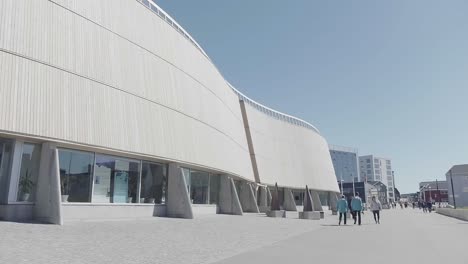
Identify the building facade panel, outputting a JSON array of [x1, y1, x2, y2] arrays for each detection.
[[0, 0, 340, 223], [0, 0, 254, 180], [243, 103, 338, 192], [329, 145, 359, 183]]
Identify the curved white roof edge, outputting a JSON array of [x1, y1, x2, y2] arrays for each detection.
[[144, 0, 320, 134], [227, 82, 321, 134], [144, 0, 211, 59]]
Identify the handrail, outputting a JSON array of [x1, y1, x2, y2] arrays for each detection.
[[138, 0, 211, 60], [228, 83, 320, 133], [137, 0, 320, 134]]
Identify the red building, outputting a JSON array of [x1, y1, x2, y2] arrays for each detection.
[[419, 181, 449, 203]]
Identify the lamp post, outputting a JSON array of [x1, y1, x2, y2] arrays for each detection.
[[340, 172, 344, 195], [449, 169, 456, 209], [428, 186, 432, 203]]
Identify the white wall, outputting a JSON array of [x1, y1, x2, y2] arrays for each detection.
[[0, 0, 254, 180], [243, 103, 339, 192]]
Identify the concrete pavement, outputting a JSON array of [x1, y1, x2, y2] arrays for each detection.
[[0, 209, 466, 264], [214, 209, 468, 264]]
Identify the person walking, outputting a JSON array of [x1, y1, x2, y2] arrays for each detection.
[[426, 201, 433, 213], [351, 192, 363, 225], [369, 196, 382, 224], [337, 195, 348, 225]]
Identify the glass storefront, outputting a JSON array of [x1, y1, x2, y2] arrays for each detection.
[[93, 154, 140, 203], [209, 175, 220, 205], [58, 149, 94, 202], [182, 168, 219, 205], [16, 143, 41, 202], [190, 170, 209, 204], [141, 162, 167, 204], [0, 139, 13, 203]]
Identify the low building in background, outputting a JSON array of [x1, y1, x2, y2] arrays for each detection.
[[401, 193, 419, 203], [337, 181, 387, 206], [329, 145, 360, 183], [446, 165, 468, 208], [419, 181, 449, 203]]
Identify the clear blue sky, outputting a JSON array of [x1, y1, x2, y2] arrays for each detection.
[[155, 0, 468, 193]]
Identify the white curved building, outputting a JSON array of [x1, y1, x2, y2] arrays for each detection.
[[0, 0, 338, 224]]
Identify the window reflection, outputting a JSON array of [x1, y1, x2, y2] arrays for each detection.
[[190, 170, 209, 204], [17, 143, 41, 202], [0, 139, 13, 203], [59, 149, 94, 202], [141, 162, 167, 204], [93, 155, 140, 203], [209, 175, 220, 205]]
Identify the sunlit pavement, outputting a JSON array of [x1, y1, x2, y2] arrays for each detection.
[[214, 209, 468, 264], [0, 209, 466, 264]]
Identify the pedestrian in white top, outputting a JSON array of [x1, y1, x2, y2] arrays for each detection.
[[369, 196, 382, 224]]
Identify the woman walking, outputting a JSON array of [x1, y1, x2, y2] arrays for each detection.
[[370, 196, 382, 224]]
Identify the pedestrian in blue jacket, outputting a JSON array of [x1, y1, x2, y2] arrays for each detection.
[[337, 195, 348, 225], [351, 192, 363, 225]]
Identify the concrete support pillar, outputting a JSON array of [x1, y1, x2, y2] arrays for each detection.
[[310, 190, 325, 218], [218, 175, 243, 215], [239, 182, 260, 213], [283, 188, 297, 211], [34, 143, 62, 225], [257, 186, 268, 213], [166, 163, 193, 219], [299, 186, 321, 220]]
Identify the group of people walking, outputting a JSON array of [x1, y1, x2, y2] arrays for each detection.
[[336, 192, 382, 225]]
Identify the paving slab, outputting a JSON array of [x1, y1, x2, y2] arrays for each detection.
[[1, 209, 466, 264]]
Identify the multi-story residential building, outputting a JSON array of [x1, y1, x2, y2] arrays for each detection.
[[359, 155, 395, 203], [329, 145, 360, 183]]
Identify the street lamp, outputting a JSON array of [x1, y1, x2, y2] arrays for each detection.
[[428, 186, 432, 203], [449, 169, 457, 209]]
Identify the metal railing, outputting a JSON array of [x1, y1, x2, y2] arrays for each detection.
[[229, 83, 320, 133], [137, 0, 320, 134], [137, 0, 210, 60]]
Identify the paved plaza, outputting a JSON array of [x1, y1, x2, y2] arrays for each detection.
[[0, 209, 466, 264]]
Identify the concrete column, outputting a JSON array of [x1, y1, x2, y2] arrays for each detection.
[[283, 188, 297, 211], [310, 190, 324, 212], [218, 175, 243, 215], [257, 186, 268, 213], [34, 143, 62, 225], [166, 163, 193, 219], [239, 182, 260, 213]]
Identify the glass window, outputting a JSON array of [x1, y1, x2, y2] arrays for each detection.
[[16, 143, 41, 202], [142, 0, 150, 7], [182, 167, 190, 193], [0, 139, 13, 203], [58, 149, 94, 202], [190, 170, 209, 204], [141, 162, 167, 204], [209, 175, 220, 204], [150, 4, 158, 13], [93, 154, 140, 203]]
